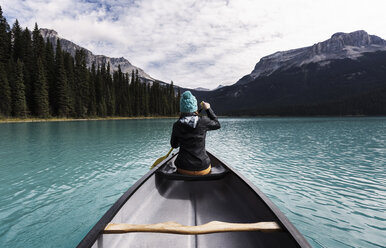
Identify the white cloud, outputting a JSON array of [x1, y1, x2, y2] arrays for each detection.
[[1, 0, 386, 89]]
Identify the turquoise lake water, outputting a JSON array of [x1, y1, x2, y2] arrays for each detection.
[[0, 117, 385, 247]]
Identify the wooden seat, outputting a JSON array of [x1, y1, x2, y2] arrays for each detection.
[[104, 221, 281, 234]]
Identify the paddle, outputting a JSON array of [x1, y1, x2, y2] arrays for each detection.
[[150, 148, 174, 169]]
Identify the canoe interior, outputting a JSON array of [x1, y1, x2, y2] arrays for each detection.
[[89, 154, 302, 248]]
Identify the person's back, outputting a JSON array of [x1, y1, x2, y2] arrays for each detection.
[[170, 91, 220, 175]]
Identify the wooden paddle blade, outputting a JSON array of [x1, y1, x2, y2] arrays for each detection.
[[150, 148, 174, 169], [150, 155, 167, 169], [104, 221, 281, 234]]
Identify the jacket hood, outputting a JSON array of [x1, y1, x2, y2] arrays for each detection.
[[179, 115, 199, 128]]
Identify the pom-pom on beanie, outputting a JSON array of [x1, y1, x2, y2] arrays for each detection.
[[180, 91, 198, 113]]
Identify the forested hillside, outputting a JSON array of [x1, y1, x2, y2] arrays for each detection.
[[0, 6, 179, 118]]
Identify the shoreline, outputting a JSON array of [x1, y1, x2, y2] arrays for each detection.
[[1, 115, 384, 124], [0, 116, 178, 124]]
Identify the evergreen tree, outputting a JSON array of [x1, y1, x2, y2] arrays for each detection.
[[177, 88, 181, 113], [105, 62, 115, 116], [91, 63, 99, 115], [45, 39, 55, 114], [12, 60, 27, 117], [74, 49, 89, 117], [95, 65, 106, 116], [88, 63, 96, 116], [63, 52, 75, 116], [123, 72, 130, 115], [11, 19, 23, 61], [144, 83, 150, 116], [101, 63, 110, 116], [169, 81, 175, 114], [0, 6, 11, 65], [33, 58, 49, 117], [114, 65, 125, 115], [54, 39, 69, 116], [129, 69, 135, 115], [21, 27, 34, 113], [0, 64, 11, 116], [32, 23, 45, 59], [134, 69, 140, 115], [30, 23, 47, 115]]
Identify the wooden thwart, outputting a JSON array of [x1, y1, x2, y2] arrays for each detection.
[[104, 221, 281, 234]]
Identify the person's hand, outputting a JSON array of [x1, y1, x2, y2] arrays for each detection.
[[201, 101, 210, 110]]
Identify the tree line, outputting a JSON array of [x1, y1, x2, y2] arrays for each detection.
[[0, 6, 180, 118]]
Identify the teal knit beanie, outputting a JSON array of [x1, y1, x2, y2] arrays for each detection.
[[180, 91, 198, 113]]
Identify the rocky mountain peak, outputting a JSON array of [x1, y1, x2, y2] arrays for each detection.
[[40, 28, 58, 38], [236, 30, 386, 85], [329, 30, 385, 45], [39, 28, 154, 81]]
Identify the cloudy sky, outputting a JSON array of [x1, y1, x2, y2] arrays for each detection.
[[1, 0, 386, 89]]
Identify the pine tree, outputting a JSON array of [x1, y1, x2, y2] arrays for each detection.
[[63, 52, 75, 116], [169, 81, 175, 114], [74, 49, 89, 117], [11, 19, 23, 61], [12, 60, 27, 117], [0, 6, 11, 65], [134, 69, 140, 116], [129, 69, 135, 115], [30, 23, 47, 115], [144, 83, 150, 116], [123, 72, 130, 115], [114, 65, 124, 115], [95, 65, 106, 116], [54, 39, 69, 117], [177, 88, 181, 113], [21, 27, 34, 113], [88, 63, 96, 116], [45, 38, 55, 114], [33, 58, 49, 117], [105, 62, 115, 116], [32, 23, 45, 60], [0, 64, 11, 116]]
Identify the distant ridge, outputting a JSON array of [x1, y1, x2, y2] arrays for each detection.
[[236, 30, 386, 85], [40, 28, 155, 82], [193, 30, 386, 116], [194, 87, 210, 91]]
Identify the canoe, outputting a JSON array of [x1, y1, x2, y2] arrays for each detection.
[[77, 151, 311, 248]]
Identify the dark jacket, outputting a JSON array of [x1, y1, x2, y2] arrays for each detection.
[[170, 108, 220, 171]]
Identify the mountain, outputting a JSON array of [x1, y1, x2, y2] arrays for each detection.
[[194, 30, 386, 116], [236, 30, 386, 85], [194, 87, 211, 91], [214, 84, 225, 90], [40, 28, 155, 82]]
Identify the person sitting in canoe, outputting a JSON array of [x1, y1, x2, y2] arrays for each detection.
[[170, 91, 221, 175]]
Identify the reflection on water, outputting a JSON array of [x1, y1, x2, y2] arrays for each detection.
[[0, 117, 385, 248]]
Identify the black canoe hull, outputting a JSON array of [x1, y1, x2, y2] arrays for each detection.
[[77, 152, 311, 248]]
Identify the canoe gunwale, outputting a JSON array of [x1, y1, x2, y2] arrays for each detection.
[[206, 151, 311, 248], [77, 151, 311, 248], [76, 152, 177, 248]]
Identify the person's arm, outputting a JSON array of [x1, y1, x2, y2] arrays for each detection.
[[201, 102, 220, 130], [170, 123, 180, 148]]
